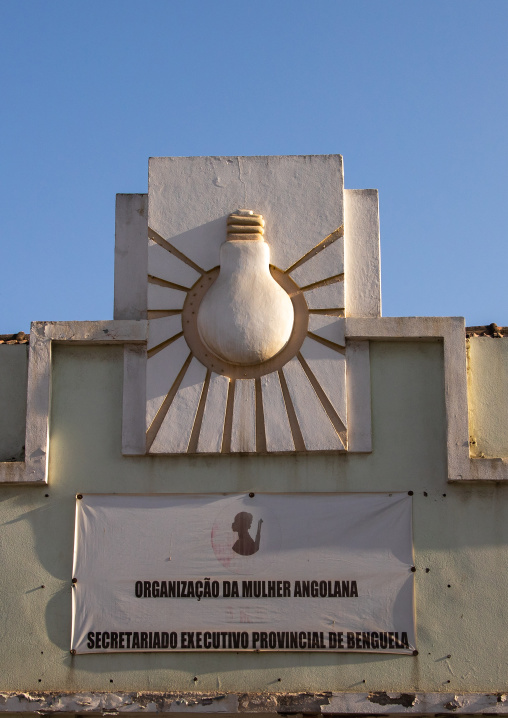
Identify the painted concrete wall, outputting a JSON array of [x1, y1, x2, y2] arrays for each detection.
[[0, 345, 28, 461], [1, 341, 508, 695], [468, 337, 508, 458]]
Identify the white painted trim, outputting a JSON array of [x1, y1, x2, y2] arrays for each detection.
[[345, 317, 507, 482], [0, 690, 505, 715], [23, 323, 51, 483], [0, 320, 148, 485], [44, 320, 148, 344], [0, 323, 51, 484]]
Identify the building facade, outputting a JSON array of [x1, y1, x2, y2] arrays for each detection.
[[0, 155, 507, 716]]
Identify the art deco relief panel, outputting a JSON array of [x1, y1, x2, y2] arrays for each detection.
[[145, 155, 347, 454]]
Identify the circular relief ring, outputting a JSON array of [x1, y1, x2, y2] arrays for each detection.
[[182, 267, 309, 380]]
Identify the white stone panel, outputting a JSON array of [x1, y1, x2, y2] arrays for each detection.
[[150, 358, 207, 453], [308, 315, 346, 346], [146, 336, 190, 428], [288, 237, 344, 288], [261, 372, 294, 452], [114, 194, 148, 320], [344, 189, 381, 318], [147, 315, 183, 351], [231, 379, 256, 453], [304, 280, 344, 310], [299, 337, 347, 428], [282, 358, 343, 451], [147, 283, 186, 311], [196, 373, 230, 453], [148, 155, 344, 274], [148, 239, 201, 288]]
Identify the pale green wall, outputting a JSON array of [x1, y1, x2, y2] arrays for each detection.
[[0, 345, 28, 461], [468, 337, 508, 458], [1, 341, 508, 694]]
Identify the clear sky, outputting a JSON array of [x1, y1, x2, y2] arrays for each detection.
[[1, 1, 506, 333]]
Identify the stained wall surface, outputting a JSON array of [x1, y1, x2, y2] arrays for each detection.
[[468, 337, 508, 458], [1, 341, 508, 694], [0, 345, 28, 461]]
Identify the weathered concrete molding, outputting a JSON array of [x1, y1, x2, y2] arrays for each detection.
[[345, 316, 508, 482], [2, 316, 503, 483], [0, 690, 506, 714], [344, 188, 381, 318], [0, 320, 148, 485], [114, 193, 148, 321]]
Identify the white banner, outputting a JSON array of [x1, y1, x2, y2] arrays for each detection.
[[71, 493, 415, 653]]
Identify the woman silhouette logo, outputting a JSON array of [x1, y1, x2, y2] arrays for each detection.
[[232, 512, 263, 556], [211, 500, 279, 574]]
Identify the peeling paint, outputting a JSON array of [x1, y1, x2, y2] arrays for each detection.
[[368, 692, 416, 708], [1, 692, 508, 715], [276, 692, 332, 714], [444, 698, 461, 711], [238, 693, 277, 712]]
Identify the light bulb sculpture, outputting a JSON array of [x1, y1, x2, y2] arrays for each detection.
[[181, 210, 309, 379], [197, 210, 295, 365]]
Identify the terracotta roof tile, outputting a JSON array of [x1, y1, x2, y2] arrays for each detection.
[[0, 332, 29, 345], [466, 323, 507, 338]]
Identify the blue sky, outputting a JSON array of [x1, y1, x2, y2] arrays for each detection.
[[1, 1, 506, 333]]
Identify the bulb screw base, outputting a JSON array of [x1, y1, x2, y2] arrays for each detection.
[[227, 209, 265, 240]]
